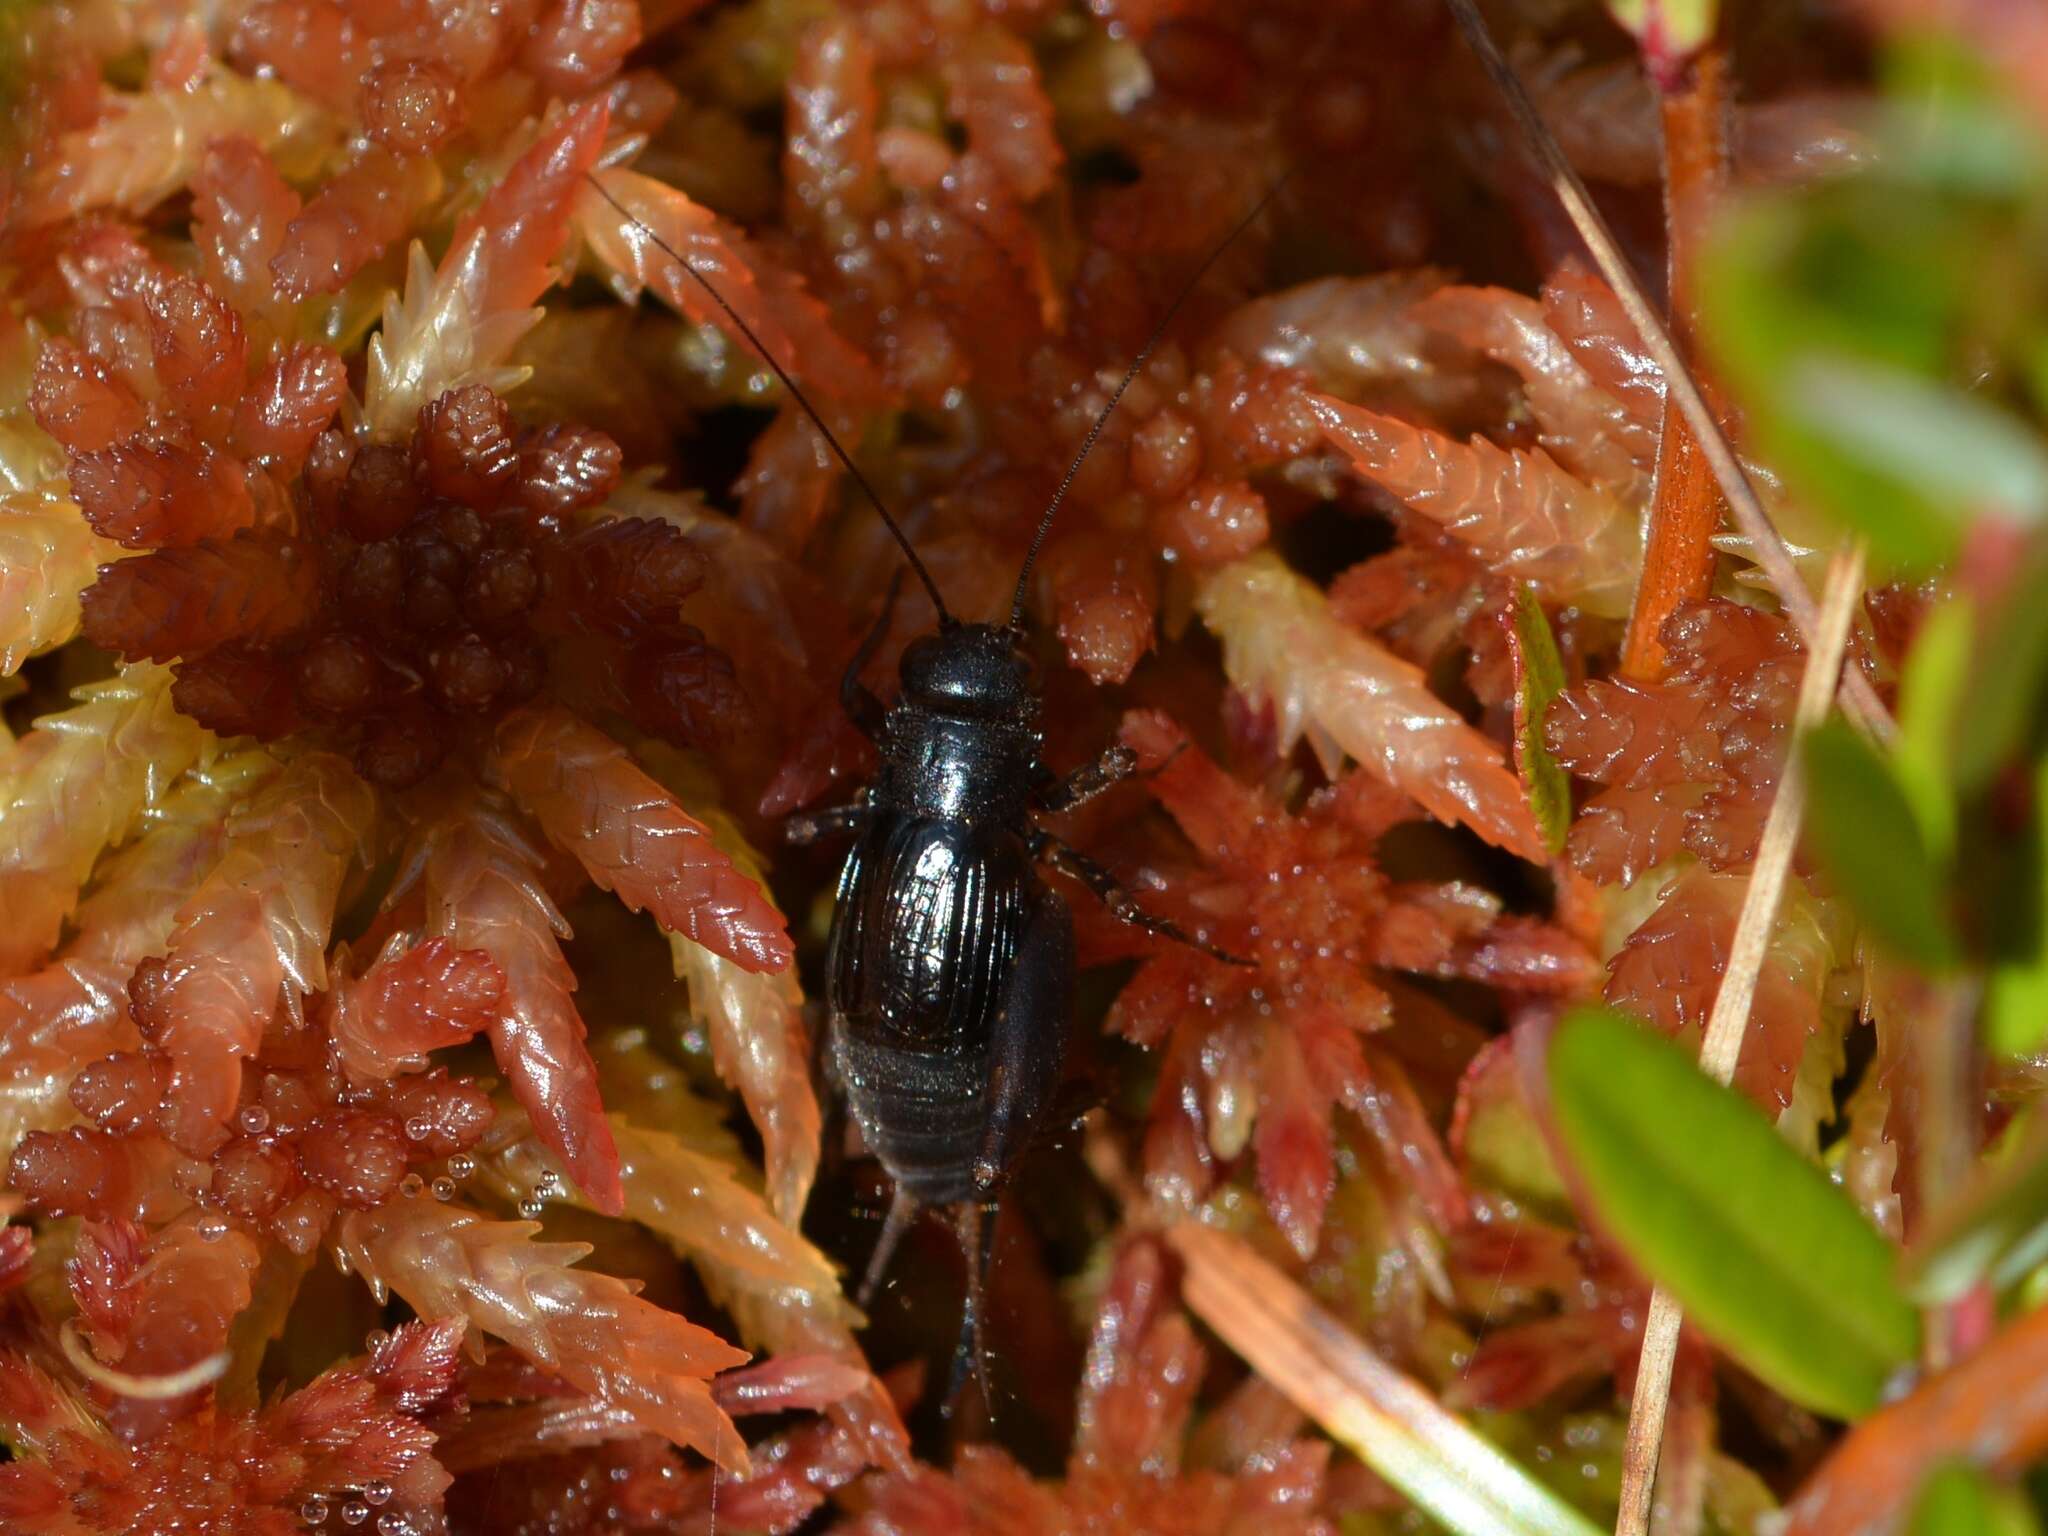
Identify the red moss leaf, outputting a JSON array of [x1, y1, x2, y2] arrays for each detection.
[[270, 147, 438, 300], [28, 338, 147, 454], [330, 936, 507, 1083], [68, 1217, 146, 1360], [1200, 554, 1550, 863], [532, 516, 703, 639], [1446, 1304, 1640, 1411], [1308, 392, 1639, 614], [1409, 282, 1651, 486], [1604, 868, 1837, 1112], [359, 59, 464, 157], [1119, 709, 1269, 872], [0, 1228, 32, 1295], [229, 342, 346, 471], [143, 753, 374, 1153], [1047, 532, 1159, 687], [575, 166, 882, 407], [142, 274, 247, 425], [1541, 258, 1664, 433], [191, 136, 301, 328], [517, 0, 642, 96], [8, 1126, 188, 1224], [1073, 1238, 1204, 1473], [68, 428, 257, 549], [456, 99, 613, 315], [493, 706, 793, 974], [419, 793, 623, 1215], [943, 25, 1063, 201], [334, 1197, 751, 1470], [1255, 1019, 1337, 1260], [1354, 1042, 1470, 1231], [80, 531, 318, 663]]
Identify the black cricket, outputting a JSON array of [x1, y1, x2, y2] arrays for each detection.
[[583, 173, 1265, 1397]]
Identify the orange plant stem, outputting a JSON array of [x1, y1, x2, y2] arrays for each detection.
[[1620, 49, 1731, 683]]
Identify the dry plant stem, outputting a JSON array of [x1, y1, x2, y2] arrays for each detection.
[[1622, 52, 1730, 684], [1613, 542, 1869, 1536], [1442, 0, 1892, 739], [1170, 1223, 1599, 1536]]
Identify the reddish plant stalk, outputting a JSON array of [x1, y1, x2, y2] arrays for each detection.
[[1621, 49, 1730, 684]]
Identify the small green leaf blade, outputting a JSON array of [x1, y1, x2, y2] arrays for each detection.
[[1549, 1007, 1919, 1420], [1906, 1111, 2048, 1305], [1894, 596, 1974, 861], [1956, 534, 2048, 794], [1909, 1462, 2043, 1536], [1803, 719, 1961, 971], [1508, 586, 1571, 857]]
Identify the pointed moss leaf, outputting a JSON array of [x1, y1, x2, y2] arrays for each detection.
[[1509, 586, 1571, 857], [1549, 1008, 1919, 1420], [1907, 1111, 2048, 1305], [1803, 719, 1961, 971], [1910, 1462, 2044, 1536], [1895, 597, 1973, 861]]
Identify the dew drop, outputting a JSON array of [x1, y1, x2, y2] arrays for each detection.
[[376, 1517, 409, 1536], [302, 1495, 330, 1524], [448, 1154, 475, 1178], [430, 1176, 456, 1201], [517, 1198, 543, 1220], [399, 1173, 426, 1199], [197, 1213, 229, 1243], [341, 1500, 370, 1526], [237, 1104, 270, 1135], [404, 1116, 432, 1142], [362, 1481, 392, 1506]]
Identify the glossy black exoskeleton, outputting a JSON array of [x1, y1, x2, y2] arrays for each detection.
[[581, 169, 1266, 1398], [790, 609, 1230, 1217]]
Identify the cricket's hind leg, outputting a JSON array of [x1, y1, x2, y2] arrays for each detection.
[[943, 1197, 1001, 1420]]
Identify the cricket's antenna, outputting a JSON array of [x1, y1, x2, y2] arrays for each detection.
[[1007, 175, 1290, 634], [583, 172, 954, 626]]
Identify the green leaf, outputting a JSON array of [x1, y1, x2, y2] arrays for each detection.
[[1549, 1007, 1920, 1420], [1697, 178, 1995, 572], [1984, 756, 2048, 1056], [1803, 719, 1962, 971], [1907, 1109, 2048, 1304], [1509, 586, 1571, 858], [1879, 35, 2046, 196], [1786, 357, 2048, 527], [1895, 597, 1975, 861], [1956, 534, 2048, 793], [1988, 958, 2048, 1058], [1910, 1462, 2043, 1536]]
